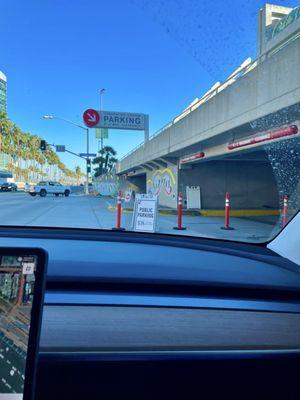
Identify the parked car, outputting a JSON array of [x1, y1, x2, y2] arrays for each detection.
[[29, 181, 71, 197], [0, 182, 18, 192]]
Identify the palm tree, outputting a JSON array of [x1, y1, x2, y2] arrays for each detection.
[[12, 125, 23, 180], [92, 146, 117, 177], [0, 113, 93, 184], [75, 165, 83, 185], [21, 133, 32, 180], [0, 113, 14, 159]]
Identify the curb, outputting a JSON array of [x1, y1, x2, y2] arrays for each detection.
[[199, 209, 280, 217], [107, 205, 133, 214], [107, 205, 280, 217]]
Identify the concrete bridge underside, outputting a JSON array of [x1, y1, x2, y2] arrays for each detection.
[[116, 36, 300, 211]]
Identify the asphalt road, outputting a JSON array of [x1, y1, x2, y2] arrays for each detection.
[[0, 191, 278, 242], [0, 191, 114, 229]]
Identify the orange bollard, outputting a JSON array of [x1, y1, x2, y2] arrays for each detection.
[[112, 191, 125, 231], [173, 192, 186, 230], [221, 192, 234, 230], [282, 195, 288, 228]]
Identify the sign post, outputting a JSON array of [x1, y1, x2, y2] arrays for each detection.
[[132, 194, 158, 233]]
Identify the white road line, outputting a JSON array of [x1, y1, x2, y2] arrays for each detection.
[[24, 203, 59, 225]]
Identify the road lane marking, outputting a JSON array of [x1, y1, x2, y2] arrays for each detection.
[[24, 203, 60, 225]]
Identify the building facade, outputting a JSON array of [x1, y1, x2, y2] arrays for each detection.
[[0, 70, 7, 113], [257, 4, 300, 59], [0, 70, 8, 173]]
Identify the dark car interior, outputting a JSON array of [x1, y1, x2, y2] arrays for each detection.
[[1, 228, 299, 399]]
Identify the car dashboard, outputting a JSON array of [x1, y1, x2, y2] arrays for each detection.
[[0, 227, 299, 399]]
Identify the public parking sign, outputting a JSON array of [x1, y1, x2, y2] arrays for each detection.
[[83, 109, 100, 127], [98, 110, 146, 130], [83, 109, 147, 131], [132, 194, 158, 233]]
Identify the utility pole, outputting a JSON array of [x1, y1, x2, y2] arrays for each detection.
[[100, 88, 105, 153], [86, 126, 90, 194]]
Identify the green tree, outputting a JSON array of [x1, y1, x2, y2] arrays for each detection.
[[74, 165, 83, 185], [0, 113, 76, 184], [92, 146, 117, 177]]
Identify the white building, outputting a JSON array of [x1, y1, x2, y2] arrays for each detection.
[[0, 70, 7, 113]]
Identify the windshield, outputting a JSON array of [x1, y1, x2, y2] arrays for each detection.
[[0, 0, 299, 243]]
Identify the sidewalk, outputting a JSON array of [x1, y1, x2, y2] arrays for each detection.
[[107, 198, 280, 219], [156, 214, 280, 242], [104, 197, 280, 243]]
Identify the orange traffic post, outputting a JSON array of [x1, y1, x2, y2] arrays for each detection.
[[173, 192, 186, 230], [221, 192, 234, 230], [282, 194, 288, 228], [112, 191, 125, 231]]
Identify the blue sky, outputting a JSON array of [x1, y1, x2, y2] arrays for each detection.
[[1, 0, 298, 170]]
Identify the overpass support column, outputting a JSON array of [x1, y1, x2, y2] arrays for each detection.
[[146, 162, 179, 208]]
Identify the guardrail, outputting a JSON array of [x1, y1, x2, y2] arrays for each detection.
[[119, 58, 257, 163]]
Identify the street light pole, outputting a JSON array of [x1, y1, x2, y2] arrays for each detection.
[[100, 88, 105, 153], [86, 127, 89, 195], [100, 89, 104, 110], [43, 114, 90, 195]]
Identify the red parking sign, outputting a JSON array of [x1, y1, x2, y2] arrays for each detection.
[[83, 109, 100, 127]]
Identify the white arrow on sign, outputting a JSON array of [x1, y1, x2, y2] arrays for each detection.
[[87, 112, 97, 122]]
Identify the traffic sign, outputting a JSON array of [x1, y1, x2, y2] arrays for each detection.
[[84, 109, 147, 130], [79, 153, 97, 158], [83, 109, 100, 127], [95, 128, 109, 139], [95, 128, 101, 139], [101, 128, 109, 138], [132, 194, 158, 233], [55, 145, 65, 152], [124, 190, 132, 203], [94, 110, 146, 130]]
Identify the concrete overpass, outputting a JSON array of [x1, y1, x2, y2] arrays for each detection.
[[115, 4, 300, 211]]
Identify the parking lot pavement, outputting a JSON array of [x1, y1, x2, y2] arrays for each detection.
[[0, 192, 279, 242]]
